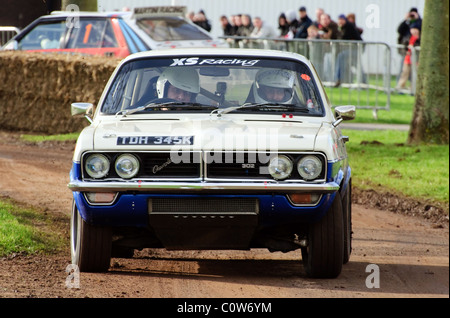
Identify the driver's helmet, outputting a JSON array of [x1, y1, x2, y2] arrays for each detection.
[[156, 67, 200, 101], [252, 69, 295, 103]]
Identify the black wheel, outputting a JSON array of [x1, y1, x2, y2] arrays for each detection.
[[111, 245, 135, 258], [343, 179, 352, 264], [301, 192, 344, 278], [70, 200, 112, 272]]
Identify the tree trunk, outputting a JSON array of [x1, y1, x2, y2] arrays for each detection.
[[61, 0, 97, 11], [407, 0, 449, 145]]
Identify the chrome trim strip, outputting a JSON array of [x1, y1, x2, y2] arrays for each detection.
[[68, 180, 339, 192]]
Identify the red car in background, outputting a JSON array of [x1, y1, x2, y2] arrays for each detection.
[[2, 6, 226, 58]]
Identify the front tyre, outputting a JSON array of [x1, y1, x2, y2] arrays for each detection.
[[343, 179, 352, 264], [301, 192, 344, 278], [70, 200, 112, 272]]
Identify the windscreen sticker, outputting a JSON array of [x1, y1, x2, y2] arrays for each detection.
[[301, 74, 311, 81], [117, 136, 194, 145], [170, 57, 259, 67]]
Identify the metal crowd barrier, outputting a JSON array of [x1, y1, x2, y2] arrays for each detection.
[[221, 36, 397, 119], [0, 26, 20, 46]]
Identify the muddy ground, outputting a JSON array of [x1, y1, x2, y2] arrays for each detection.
[[0, 130, 448, 299]]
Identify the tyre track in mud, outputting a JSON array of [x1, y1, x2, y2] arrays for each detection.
[[0, 133, 448, 298]]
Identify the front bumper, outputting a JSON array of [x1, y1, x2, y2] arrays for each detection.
[[68, 179, 339, 193]]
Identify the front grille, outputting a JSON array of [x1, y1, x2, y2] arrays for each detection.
[[149, 198, 259, 214], [139, 152, 200, 178], [206, 152, 272, 179]]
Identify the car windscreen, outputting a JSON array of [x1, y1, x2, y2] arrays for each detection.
[[101, 56, 324, 116], [18, 20, 66, 50], [135, 17, 211, 41]]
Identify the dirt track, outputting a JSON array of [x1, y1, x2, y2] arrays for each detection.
[[0, 131, 448, 299]]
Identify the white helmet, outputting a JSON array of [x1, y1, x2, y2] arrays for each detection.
[[252, 69, 295, 103], [156, 67, 200, 101]]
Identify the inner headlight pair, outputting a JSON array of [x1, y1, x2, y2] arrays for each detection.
[[85, 154, 139, 179], [268, 155, 323, 181]]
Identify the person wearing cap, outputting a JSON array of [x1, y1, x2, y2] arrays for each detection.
[[337, 14, 362, 40], [294, 6, 313, 39]]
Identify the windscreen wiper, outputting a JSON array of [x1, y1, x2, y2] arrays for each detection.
[[212, 103, 310, 117], [117, 102, 218, 117]]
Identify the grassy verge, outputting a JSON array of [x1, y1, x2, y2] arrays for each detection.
[[326, 86, 415, 125], [20, 132, 80, 143], [0, 200, 63, 257], [343, 129, 449, 207]]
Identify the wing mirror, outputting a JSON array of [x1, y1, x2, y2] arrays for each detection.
[[71, 102, 94, 123], [333, 105, 356, 127]]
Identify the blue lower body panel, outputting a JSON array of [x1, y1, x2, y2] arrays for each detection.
[[73, 191, 336, 228]]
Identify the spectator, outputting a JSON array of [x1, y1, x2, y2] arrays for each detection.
[[220, 15, 234, 37], [278, 13, 290, 37], [307, 25, 320, 39], [396, 24, 420, 91], [285, 9, 299, 36], [233, 14, 243, 35], [337, 14, 362, 40], [319, 14, 339, 39], [186, 11, 195, 22], [317, 14, 338, 82], [193, 10, 211, 32], [396, 8, 422, 84], [240, 14, 254, 37], [313, 8, 324, 28], [397, 8, 422, 50], [250, 17, 275, 38], [346, 13, 363, 36], [307, 25, 324, 76], [294, 6, 313, 39], [334, 14, 364, 87]]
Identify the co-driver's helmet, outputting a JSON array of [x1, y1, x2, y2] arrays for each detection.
[[252, 69, 295, 103], [156, 67, 200, 101]]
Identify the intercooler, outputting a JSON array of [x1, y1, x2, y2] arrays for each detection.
[[148, 197, 259, 250]]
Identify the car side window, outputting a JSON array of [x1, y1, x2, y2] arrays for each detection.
[[66, 19, 118, 48], [18, 21, 66, 50]]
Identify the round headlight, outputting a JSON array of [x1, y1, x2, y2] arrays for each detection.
[[115, 154, 140, 179], [268, 155, 293, 180], [297, 155, 323, 180], [85, 154, 110, 179]]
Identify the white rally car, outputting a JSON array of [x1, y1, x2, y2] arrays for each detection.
[[68, 48, 355, 278]]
